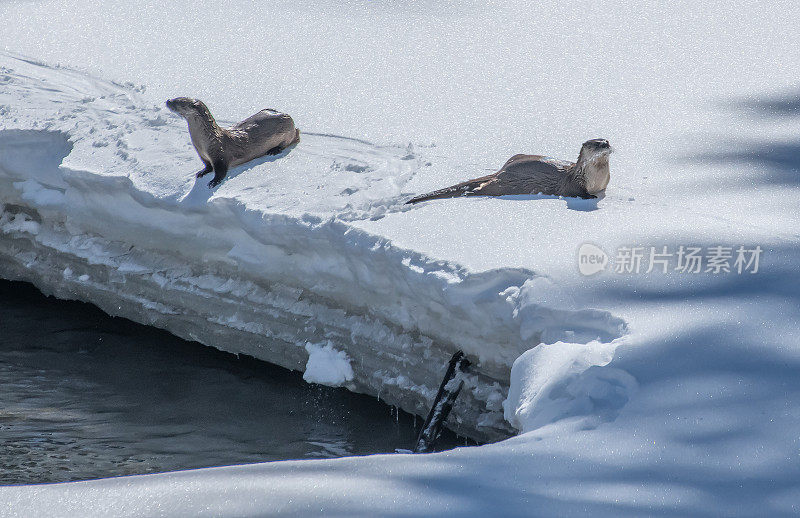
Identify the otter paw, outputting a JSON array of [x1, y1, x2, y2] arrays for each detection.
[[266, 146, 283, 156], [208, 179, 221, 188]]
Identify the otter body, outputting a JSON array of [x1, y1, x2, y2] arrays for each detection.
[[167, 97, 299, 188], [406, 139, 612, 204]]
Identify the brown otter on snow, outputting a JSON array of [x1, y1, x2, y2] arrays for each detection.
[[406, 139, 612, 204], [166, 97, 299, 188]]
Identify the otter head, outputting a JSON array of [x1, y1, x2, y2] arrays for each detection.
[[165, 97, 211, 120], [578, 138, 613, 163]]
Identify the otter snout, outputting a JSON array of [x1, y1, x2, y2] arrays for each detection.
[[165, 97, 201, 117], [583, 138, 613, 155], [166, 97, 188, 114], [586, 138, 610, 148]]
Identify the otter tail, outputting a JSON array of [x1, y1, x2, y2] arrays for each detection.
[[405, 175, 494, 205], [291, 128, 300, 146]]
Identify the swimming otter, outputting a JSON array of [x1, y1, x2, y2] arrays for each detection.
[[166, 97, 299, 188], [406, 139, 612, 204]]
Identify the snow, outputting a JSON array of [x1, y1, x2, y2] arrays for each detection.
[[0, 54, 629, 442], [503, 341, 638, 433], [1, 0, 800, 515], [303, 341, 354, 387]]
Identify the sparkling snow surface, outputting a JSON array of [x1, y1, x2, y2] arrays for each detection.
[[2, 0, 800, 516]]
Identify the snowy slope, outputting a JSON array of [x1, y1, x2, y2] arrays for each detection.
[[2, 0, 800, 515]]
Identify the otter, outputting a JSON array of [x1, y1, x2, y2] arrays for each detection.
[[166, 97, 299, 188], [406, 139, 612, 204]]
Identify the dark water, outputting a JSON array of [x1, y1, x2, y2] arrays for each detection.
[[0, 280, 467, 485]]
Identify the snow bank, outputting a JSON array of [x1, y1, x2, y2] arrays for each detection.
[[0, 54, 627, 442], [504, 340, 637, 433]]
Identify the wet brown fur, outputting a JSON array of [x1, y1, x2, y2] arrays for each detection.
[[406, 139, 612, 204], [167, 97, 299, 188]]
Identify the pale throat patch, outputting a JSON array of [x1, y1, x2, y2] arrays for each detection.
[[583, 153, 611, 193]]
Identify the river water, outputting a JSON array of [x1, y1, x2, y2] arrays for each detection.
[[0, 280, 465, 485]]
